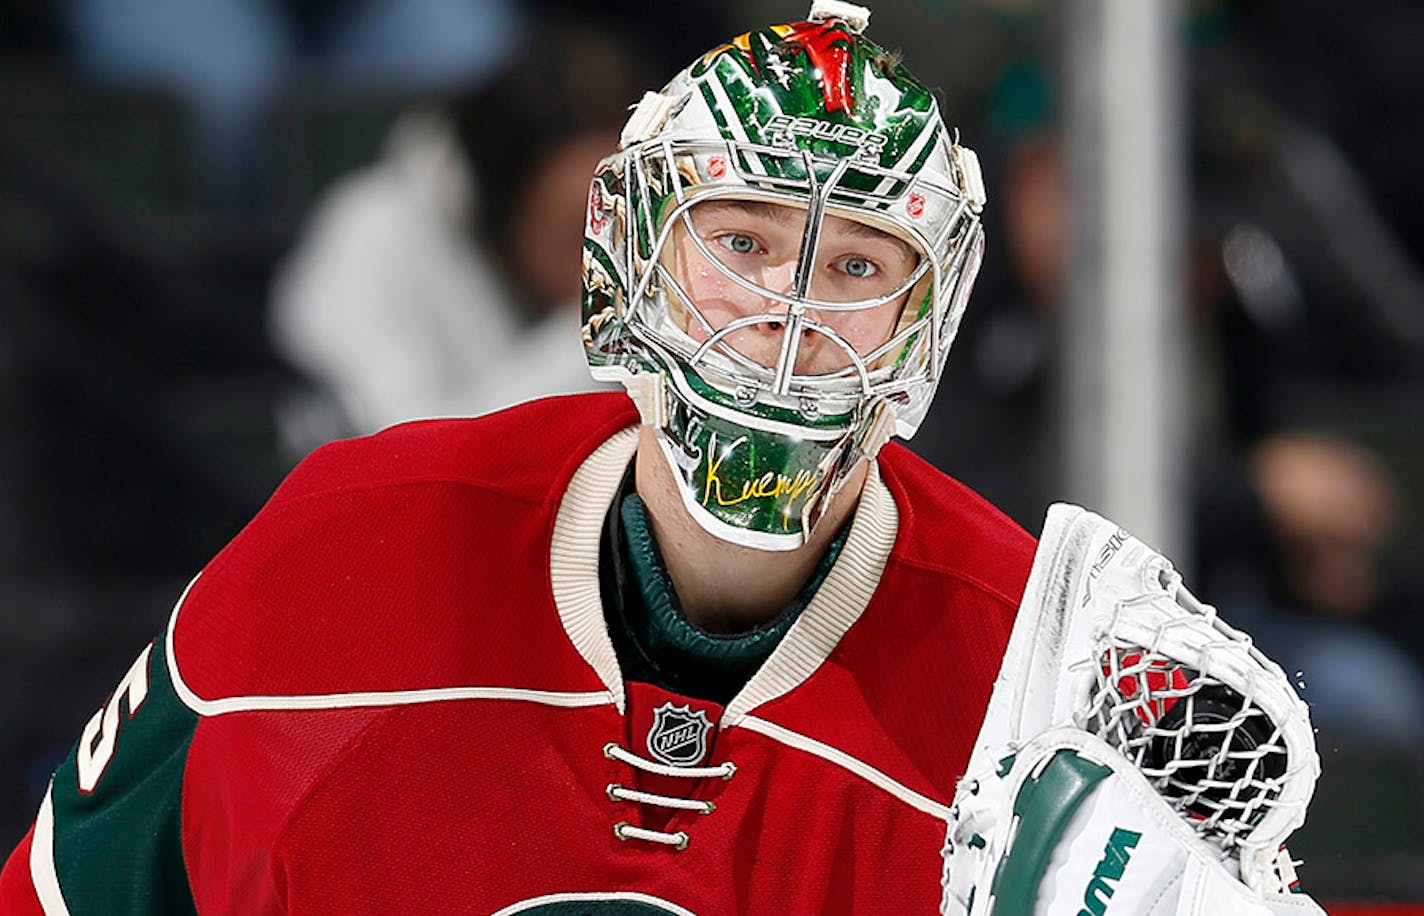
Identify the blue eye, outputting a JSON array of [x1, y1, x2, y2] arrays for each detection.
[[718, 233, 758, 254], [838, 256, 878, 278]]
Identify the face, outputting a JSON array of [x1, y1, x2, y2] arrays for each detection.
[[664, 199, 920, 375]]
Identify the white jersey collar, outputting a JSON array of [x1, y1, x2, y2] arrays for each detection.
[[548, 425, 899, 721]]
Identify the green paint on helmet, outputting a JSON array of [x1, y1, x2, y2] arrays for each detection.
[[580, 3, 988, 549]]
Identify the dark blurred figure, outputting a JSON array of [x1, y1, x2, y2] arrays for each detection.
[[1192, 0, 1424, 445], [894, 2, 1060, 531], [1196, 432, 1424, 896], [268, 18, 650, 444], [1, 1, 63, 55], [58, 0, 526, 197], [1241, 434, 1423, 745], [1186, 11, 1424, 816], [1227, 0, 1424, 270], [912, 128, 1061, 532]]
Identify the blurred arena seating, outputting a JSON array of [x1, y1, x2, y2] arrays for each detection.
[[0, 68, 302, 839], [1, 2, 1422, 907]]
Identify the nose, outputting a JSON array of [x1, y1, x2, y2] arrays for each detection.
[[761, 260, 797, 301], [756, 260, 836, 332]]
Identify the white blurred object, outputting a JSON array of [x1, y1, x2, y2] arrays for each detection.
[[271, 110, 602, 441]]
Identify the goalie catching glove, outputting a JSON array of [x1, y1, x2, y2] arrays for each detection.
[[942, 504, 1323, 915]]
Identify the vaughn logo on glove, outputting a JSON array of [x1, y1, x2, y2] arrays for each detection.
[[1079, 827, 1141, 915]]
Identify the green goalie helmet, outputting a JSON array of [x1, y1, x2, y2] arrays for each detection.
[[581, 0, 987, 551]]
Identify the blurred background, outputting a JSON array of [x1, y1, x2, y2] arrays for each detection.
[[1, 0, 1421, 903]]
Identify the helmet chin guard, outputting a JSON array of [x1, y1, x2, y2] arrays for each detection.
[[625, 362, 896, 551], [581, 3, 986, 549]]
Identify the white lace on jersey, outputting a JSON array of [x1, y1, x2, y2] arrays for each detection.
[[603, 742, 737, 851]]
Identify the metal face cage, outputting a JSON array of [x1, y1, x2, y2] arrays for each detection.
[[620, 134, 983, 437]]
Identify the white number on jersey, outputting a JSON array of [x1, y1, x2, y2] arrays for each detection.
[[76, 643, 154, 794]]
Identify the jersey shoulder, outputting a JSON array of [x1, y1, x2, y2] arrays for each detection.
[[877, 441, 1036, 609], [267, 391, 637, 507], [170, 392, 636, 706], [755, 446, 1038, 801]]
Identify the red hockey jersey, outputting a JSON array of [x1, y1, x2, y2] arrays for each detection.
[[1, 392, 1035, 914]]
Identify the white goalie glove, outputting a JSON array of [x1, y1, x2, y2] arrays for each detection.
[[942, 504, 1324, 915]]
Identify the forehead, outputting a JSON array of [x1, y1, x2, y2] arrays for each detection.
[[694, 199, 912, 248]]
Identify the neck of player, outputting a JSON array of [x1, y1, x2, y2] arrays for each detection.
[[633, 424, 865, 635]]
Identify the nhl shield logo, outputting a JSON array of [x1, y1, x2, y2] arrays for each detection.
[[646, 702, 713, 767]]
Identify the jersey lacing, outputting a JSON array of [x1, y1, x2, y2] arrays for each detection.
[[603, 742, 736, 850]]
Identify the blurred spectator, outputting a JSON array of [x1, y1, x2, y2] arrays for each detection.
[[1198, 430, 1424, 895], [269, 20, 643, 444], [60, 0, 526, 196], [1201, 433, 1424, 749], [1252, 434, 1396, 624]]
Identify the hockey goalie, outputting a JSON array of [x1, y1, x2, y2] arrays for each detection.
[[0, 1, 1326, 912], [942, 503, 1323, 914]]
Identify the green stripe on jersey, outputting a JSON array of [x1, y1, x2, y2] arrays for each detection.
[[46, 635, 198, 914]]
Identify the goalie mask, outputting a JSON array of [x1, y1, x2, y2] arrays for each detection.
[[581, 0, 987, 550]]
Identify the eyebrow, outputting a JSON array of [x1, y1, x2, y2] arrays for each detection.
[[698, 199, 916, 262], [830, 218, 916, 264], [698, 200, 799, 225]]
